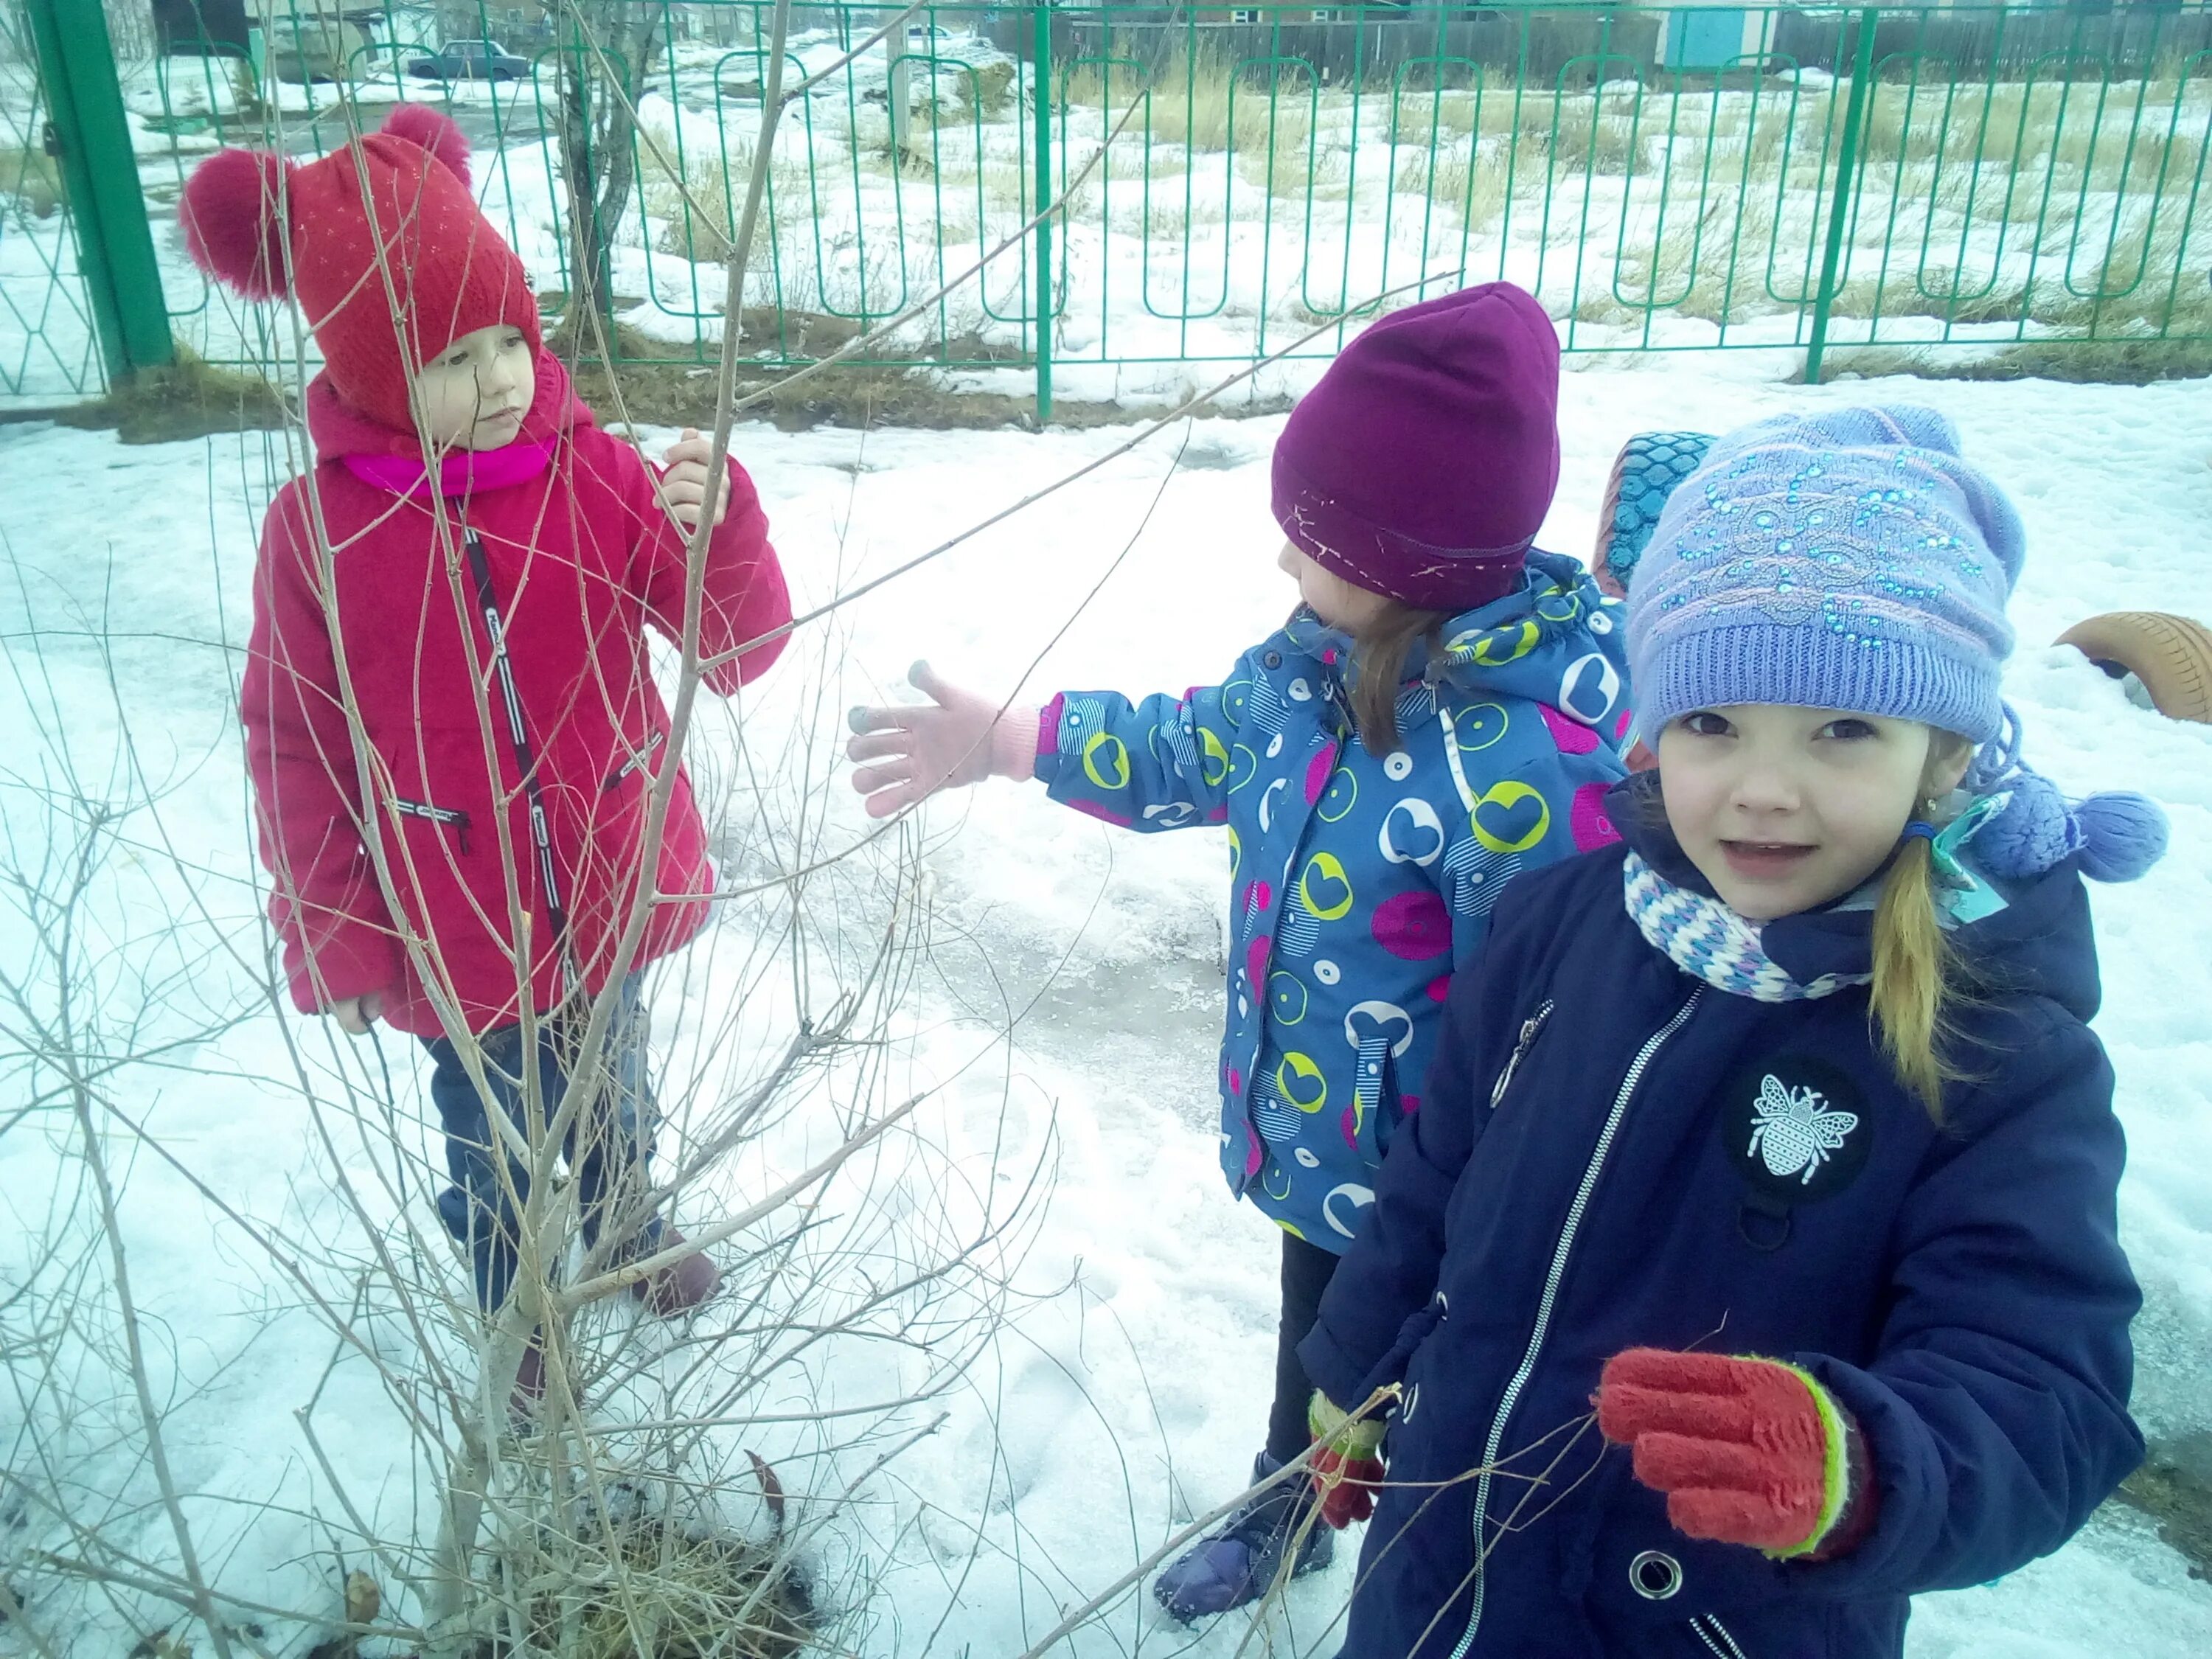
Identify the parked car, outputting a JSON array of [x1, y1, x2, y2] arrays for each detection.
[[406, 40, 529, 83]]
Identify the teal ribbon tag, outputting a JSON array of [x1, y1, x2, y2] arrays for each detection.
[[1931, 793, 2011, 926]]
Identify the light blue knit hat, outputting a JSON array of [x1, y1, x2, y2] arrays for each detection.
[[1627, 404, 2023, 743], [1620, 404, 2164, 883]]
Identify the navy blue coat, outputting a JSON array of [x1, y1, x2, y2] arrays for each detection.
[[1299, 794, 2142, 1659]]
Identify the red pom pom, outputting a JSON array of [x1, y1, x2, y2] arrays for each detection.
[[181, 146, 293, 300], [381, 103, 471, 189]]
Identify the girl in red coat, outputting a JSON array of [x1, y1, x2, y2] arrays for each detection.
[[183, 107, 791, 1394]]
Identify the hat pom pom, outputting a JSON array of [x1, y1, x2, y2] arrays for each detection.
[[1973, 773, 2081, 879], [181, 146, 293, 300], [382, 102, 471, 188], [1974, 771, 2168, 883], [2072, 791, 2168, 883]]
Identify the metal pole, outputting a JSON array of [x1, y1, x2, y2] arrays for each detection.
[[24, 0, 174, 384], [1804, 9, 1879, 386], [1032, 2, 1054, 424]]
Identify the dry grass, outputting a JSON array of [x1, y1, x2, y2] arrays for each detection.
[[1510, 99, 1650, 178], [492, 1498, 813, 1659], [52, 345, 291, 442], [1237, 117, 1343, 201], [1144, 49, 1315, 156], [642, 142, 815, 265], [1823, 268, 2029, 325], [1395, 142, 1509, 232], [1818, 337, 2212, 384], [1388, 85, 1484, 140], [0, 140, 63, 218], [2023, 218, 2212, 335]]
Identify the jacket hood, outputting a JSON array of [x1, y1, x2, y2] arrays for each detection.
[[1287, 550, 1631, 731], [305, 345, 589, 467], [1607, 770, 2103, 1020]]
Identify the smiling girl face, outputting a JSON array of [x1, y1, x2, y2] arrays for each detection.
[[1657, 704, 1972, 919]]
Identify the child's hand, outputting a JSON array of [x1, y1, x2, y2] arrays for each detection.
[[658, 428, 730, 529], [1596, 1348, 1874, 1559], [327, 992, 383, 1035], [1308, 1391, 1387, 1528], [846, 663, 1038, 819]]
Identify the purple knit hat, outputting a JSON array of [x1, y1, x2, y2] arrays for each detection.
[[1270, 282, 1562, 612]]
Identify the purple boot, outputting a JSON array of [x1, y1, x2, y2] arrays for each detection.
[[1152, 1450, 1335, 1621]]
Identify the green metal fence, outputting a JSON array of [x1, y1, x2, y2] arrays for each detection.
[[7, 2, 2211, 408]]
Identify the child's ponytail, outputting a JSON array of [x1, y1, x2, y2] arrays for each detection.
[[1347, 603, 1446, 754], [1871, 723, 2170, 1118], [1871, 734, 1975, 1119], [1871, 827, 1955, 1119]]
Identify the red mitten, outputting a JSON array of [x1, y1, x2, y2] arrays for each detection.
[[1596, 1349, 1875, 1560], [1308, 1392, 1387, 1528]]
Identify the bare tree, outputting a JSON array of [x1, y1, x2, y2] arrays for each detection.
[[0, 4, 1510, 1655], [549, 1, 669, 331]]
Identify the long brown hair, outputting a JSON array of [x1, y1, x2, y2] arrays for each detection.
[[1869, 731, 1977, 1118], [1346, 602, 1448, 754]]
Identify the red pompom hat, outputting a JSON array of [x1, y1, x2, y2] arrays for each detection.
[[181, 105, 539, 432], [1270, 281, 1562, 613]]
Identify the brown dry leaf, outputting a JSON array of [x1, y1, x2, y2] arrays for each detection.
[[748, 1449, 786, 1528], [342, 1568, 380, 1626]]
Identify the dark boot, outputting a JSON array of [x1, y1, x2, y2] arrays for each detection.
[[1152, 1451, 1335, 1622]]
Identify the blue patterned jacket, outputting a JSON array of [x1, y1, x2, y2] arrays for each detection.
[[1034, 552, 1632, 1248]]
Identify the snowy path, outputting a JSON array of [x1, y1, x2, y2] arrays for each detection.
[[1, 361, 2208, 1656]]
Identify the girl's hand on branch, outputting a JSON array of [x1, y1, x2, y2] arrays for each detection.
[[658, 428, 730, 529], [846, 662, 1038, 819], [327, 992, 383, 1035], [1308, 1391, 1388, 1528]]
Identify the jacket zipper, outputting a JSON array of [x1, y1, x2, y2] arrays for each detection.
[[391, 796, 473, 855], [462, 532, 573, 970], [603, 728, 666, 790], [1691, 1614, 1750, 1658], [1489, 999, 1556, 1110], [1450, 987, 1705, 1659]]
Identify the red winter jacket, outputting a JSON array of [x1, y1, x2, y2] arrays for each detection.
[[243, 352, 790, 1037]]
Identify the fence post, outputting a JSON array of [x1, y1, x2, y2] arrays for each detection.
[[1804, 8, 1879, 386], [24, 0, 174, 384], [1032, 3, 1054, 424]]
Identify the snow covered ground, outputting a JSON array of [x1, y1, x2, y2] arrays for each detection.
[[2, 361, 2210, 1658]]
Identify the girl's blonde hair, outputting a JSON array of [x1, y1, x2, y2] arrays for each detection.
[[1871, 731, 1978, 1118], [1346, 602, 1447, 754]]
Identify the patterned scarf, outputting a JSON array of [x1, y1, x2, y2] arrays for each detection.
[[1621, 852, 1871, 1004]]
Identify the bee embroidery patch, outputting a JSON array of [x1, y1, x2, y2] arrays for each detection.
[[1750, 1076, 1858, 1183], [1722, 1056, 1871, 1206]]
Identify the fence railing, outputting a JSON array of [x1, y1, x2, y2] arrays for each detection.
[[6, 3, 2211, 406]]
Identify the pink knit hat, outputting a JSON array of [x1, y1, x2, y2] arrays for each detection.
[[181, 105, 539, 432], [1271, 282, 1562, 613]]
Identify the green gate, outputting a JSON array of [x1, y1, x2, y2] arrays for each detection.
[[10, 3, 2212, 408], [2, 0, 172, 400]]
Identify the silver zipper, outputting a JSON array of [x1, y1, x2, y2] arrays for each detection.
[[1450, 987, 1704, 1658], [391, 797, 472, 852], [604, 728, 666, 789], [1691, 1614, 1750, 1659], [1489, 999, 1557, 1110]]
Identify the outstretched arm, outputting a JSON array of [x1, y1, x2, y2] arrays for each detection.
[[846, 663, 1046, 819], [1029, 664, 1254, 832]]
